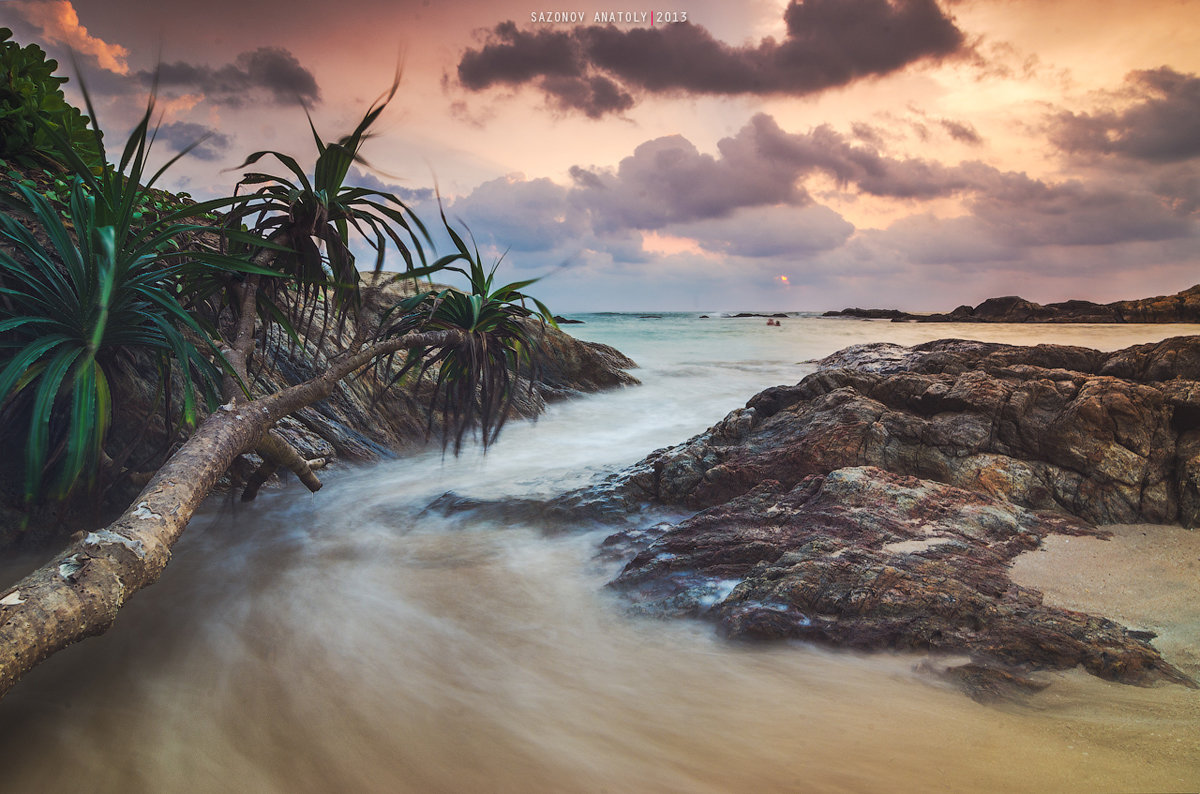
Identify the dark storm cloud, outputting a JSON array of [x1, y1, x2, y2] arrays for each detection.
[[141, 47, 320, 107], [851, 122, 886, 147], [155, 121, 230, 161], [560, 113, 999, 237], [965, 171, 1192, 247], [451, 175, 584, 252], [457, 0, 967, 116], [1051, 67, 1200, 163], [540, 74, 634, 118], [726, 113, 981, 199], [561, 113, 991, 235], [567, 125, 811, 232], [457, 22, 581, 87]]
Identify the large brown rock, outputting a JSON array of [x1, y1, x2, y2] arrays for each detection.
[[583, 336, 1200, 698], [600, 337, 1200, 527]]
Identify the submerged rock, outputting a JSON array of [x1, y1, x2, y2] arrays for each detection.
[[582, 335, 1200, 699]]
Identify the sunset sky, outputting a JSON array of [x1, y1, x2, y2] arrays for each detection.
[[5, 0, 1199, 311]]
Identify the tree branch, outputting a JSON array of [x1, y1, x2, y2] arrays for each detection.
[[0, 327, 466, 700], [255, 429, 323, 494]]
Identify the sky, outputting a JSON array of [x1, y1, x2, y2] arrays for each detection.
[[4, 0, 1199, 312]]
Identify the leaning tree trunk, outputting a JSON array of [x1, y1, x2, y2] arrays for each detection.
[[0, 329, 464, 700]]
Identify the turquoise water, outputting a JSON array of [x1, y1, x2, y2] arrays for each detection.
[[1, 316, 1198, 792]]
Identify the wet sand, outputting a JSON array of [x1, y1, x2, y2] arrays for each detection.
[[0, 503, 1198, 793]]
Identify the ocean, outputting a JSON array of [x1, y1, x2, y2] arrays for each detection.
[[1, 314, 1198, 792]]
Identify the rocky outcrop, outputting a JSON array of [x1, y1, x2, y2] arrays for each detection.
[[824, 284, 1200, 323], [573, 336, 1200, 699], [608, 467, 1193, 700], [820, 307, 909, 320], [229, 312, 639, 467], [522, 324, 639, 401], [597, 337, 1200, 527]]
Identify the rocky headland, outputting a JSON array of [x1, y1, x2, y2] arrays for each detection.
[[0, 275, 639, 549], [825, 284, 1200, 323], [550, 335, 1200, 701]]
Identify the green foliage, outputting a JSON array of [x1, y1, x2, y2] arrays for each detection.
[[383, 213, 554, 452], [0, 60, 558, 506], [230, 77, 439, 318], [0, 28, 102, 171], [0, 91, 270, 502]]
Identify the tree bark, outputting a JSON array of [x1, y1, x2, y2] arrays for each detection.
[[0, 328, 464, 700]]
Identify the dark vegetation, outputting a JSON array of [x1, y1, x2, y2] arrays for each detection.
[[0, 29, 102, 172]]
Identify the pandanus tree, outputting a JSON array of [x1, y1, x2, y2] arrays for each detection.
[[0, 88, 272, 506], [385, 211, 555, 455], [0, 76, 552, 699]]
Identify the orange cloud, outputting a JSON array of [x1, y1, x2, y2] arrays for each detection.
[[159, 93, 204, 122], [17, 1, 130, 75]]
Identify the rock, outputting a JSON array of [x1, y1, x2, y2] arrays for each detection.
[[569, 335, 1200, 698], [821, 284, 1200, 323], [822, 308, 909, 320], [552, 315, 585, 324], [589, 337, 1198, 526], [524, 323, 640, 402], [607, 466, 1195, 693], [916, 661, 1051, 704]]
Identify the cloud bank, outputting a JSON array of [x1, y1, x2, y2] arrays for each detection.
[[457, 0, 967, 116], [420, 102, 1195, 311], [143, 48, 321, 107], [1052, 67, 1200, 163]]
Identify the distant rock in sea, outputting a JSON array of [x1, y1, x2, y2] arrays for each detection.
[[823, 284, 1200, 323], [729, 312, 790, 319]]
